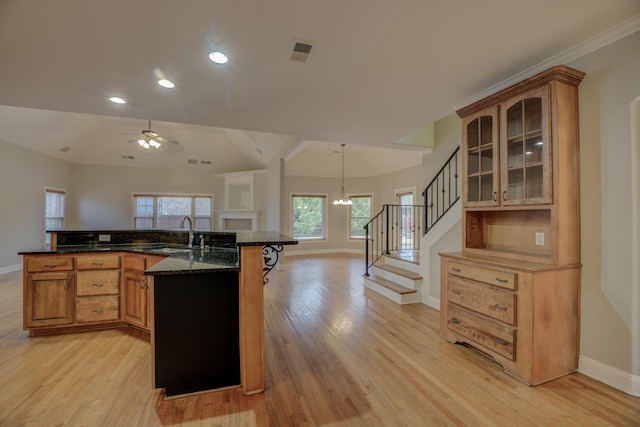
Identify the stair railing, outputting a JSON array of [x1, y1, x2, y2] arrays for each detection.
[[363, 204, 423, 276], [422, 147, 460, 234]]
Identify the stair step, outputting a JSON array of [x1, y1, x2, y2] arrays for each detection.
[[363, 274, 417, 295], [374, 263, 422, 280], [386, 250, 419, 265]]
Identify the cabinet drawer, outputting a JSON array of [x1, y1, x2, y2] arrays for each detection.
[[448, 277, 515, 325], [448, 261, 516, 290], [447, 305, 515, 360], [75, 296, 119, 323], [77, 254, 120, 270], [26, 256, 74, 273], [123, 256, 146, 272], [77, 271, 120, 296]]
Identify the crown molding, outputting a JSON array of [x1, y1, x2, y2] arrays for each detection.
[[453, 14, 640, 111]]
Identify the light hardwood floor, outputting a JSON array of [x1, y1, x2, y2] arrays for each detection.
[[1, 254, 638, 426]]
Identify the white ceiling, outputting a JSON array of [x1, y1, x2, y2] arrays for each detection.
[[0, 0, 638, 178]]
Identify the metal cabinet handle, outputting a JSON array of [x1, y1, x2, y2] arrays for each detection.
[[66, 276, 71, 287], [44, 263, 57, 268], [495, 337, 508, 345], [450, 317, 461, 324], [451, 289, 461, 295], [502, 190, 507, 201], [495, 277, 508, 283], [493, 191, 497, 201], [92, 282, 104, 287], [92, 261, 104, 266], [91, 308, 104, 313], [139, 278, 146, 289], [494, 304, 508, 311], [451, 267, 461, 272]]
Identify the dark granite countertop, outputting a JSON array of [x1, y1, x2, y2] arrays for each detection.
[[19, 230, 297, 275]]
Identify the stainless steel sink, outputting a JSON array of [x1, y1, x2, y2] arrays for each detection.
[[148, 247, 192, 254]]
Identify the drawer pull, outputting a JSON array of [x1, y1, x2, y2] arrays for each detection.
[[451, 267, 461, 272], [91, 308, 104, 313], [450, 317, 461, 324], [92, 261, 104, 266], [495, 277, 508, 283], [494, 304, 508, 311], [494, 337, 508, 346], [92, 282, 104, 287], [140, 278, 147, 289], [66, 276, 71, 287], [451, 289, 461, 295], [44, 263, 57, 268]]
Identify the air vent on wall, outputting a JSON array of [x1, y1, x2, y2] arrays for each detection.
[[291, 41, 314, 63], [121, 155, 135, 160], [59, 146, 71, 153], [187, 159, 198, 164], [200, 160, 212, 165]]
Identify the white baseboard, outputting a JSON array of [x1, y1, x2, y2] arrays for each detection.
[[0, 264, 22, 275], [424, 296, 440, 311], [579, 355, 640, 396]]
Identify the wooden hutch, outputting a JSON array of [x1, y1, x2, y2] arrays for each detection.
[[440, 65, 584, 385]]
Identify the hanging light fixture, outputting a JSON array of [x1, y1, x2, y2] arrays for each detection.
[[333, 144, 353, 205]]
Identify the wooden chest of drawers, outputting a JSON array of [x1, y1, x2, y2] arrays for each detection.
[[440, 253, 580, 385]]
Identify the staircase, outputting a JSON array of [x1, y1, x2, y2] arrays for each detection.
[[363, 251, 422, 304], [363, 147, 460, 305]]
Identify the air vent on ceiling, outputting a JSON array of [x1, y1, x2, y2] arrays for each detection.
[[59, 146, 71, 153], [291, 41, 314, 63]]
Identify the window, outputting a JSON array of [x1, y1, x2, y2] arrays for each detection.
[[292, 195, 326, 240], [45, 188, 65, 245], [133, 194, 212, 230], [349, 195, 372, 239]]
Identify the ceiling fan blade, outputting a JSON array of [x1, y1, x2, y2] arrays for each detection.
[[156, 136, 180, 145]]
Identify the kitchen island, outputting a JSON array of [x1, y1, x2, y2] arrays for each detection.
[[19, 230, 297, 397]]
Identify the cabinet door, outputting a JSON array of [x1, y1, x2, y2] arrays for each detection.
[[25, 272, 74, 327], [462, 106, 499, 207], [500, 86, 551, 205], [123, 271, 147, 329]]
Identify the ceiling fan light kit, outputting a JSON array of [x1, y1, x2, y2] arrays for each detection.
[[129, 120, 179, 150]]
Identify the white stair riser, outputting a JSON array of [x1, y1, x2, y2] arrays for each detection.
[[363, 279, 420, 305], [371, 266, 421, 290], [384, 256, 421, 274]]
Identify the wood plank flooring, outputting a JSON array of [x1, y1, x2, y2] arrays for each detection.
[[1, 254, 639, 426]]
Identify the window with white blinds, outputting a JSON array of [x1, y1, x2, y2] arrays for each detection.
[[45, 188, 65, 245], [133, 194, 212, 230]]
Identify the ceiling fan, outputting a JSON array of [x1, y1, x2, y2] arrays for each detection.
[[123, 120, 180, 149]]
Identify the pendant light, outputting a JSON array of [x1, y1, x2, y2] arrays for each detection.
[[333, 144, 353, 205]]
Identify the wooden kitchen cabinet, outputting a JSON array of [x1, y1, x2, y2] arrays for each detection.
[[123, 254, 164, 331], [24, 270, 74, 328], [441, 65, 584, 385]]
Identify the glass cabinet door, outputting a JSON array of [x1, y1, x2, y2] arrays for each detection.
[[462, 106, 499, 207], [500, 86, 551, 205]]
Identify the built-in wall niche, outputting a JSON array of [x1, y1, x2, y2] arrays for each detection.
[[225, 175, 253, 210]]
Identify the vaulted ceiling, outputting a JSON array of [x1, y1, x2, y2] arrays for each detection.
[[0, 0, 638, 178]]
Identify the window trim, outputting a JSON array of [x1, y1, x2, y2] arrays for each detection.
[[347, 193, 373, 240], [290, 193, 328, 242], [132, 192, 213, 230]]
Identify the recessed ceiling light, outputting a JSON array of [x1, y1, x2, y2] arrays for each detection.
[[109, 96, 126, 104], [158, 79, 175, 89], [209, 51, 228, 64]]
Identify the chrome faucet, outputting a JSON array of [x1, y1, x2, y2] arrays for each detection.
[[179, 216, 194, 248]]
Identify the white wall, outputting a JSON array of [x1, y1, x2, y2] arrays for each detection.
[[0, 140, 73, 271], [568, 30, 640, 385], [71, 164, 218, 230]]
